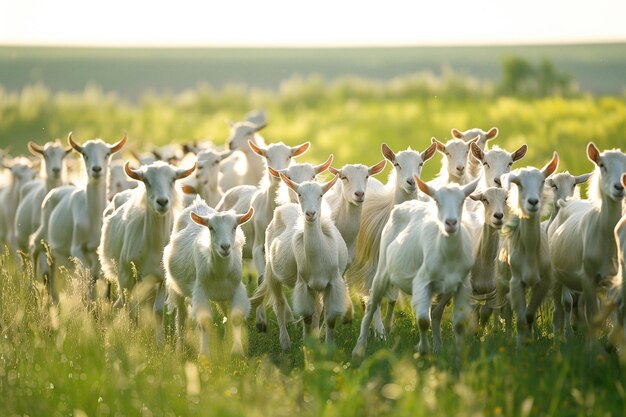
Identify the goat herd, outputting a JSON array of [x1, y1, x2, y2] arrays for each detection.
[[1, 111, 625, 361]]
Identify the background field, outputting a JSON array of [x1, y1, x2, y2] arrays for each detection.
[[1, 44, 626, 417], [1, 44, 626, 98]]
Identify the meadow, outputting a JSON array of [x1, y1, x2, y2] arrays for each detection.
[[1, 60, 626, 416]]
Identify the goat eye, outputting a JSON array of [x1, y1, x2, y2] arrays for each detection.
[[393, 163, 400, 168], [419, 163, 423, 167], [552, 184, 558, 190]]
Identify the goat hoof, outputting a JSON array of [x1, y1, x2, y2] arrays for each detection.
[[255, 322, 267, 333]]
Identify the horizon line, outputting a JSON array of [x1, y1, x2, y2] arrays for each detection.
[[2, 38, 626, 49]]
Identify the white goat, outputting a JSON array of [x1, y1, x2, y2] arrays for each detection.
[[217, 140, 311, 282], [180, 149, 234, 208], [470, 143, 528, 189], [451, 127, 499, 179], [30, 133, 127, 302], [0, 158, 37, 253], [495, 152, 559, 346], [548, 144, 626, 342], [250, 174, 347, 350], [325, 160, 387, 263], [353, 177, 479, 358], [14, 141, 73, 255], [107, 160, 139, 200], [346, 142, 437, 333], [429, 137, 478, 186], [99, 160, 196, 342], [164, 198, 254, 358], [544, 170, 592, 228], [431, 187, 509, 332], [219, 121, 267, 191]]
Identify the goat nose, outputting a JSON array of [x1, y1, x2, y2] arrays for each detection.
[[615, 183, 624, 192], [157, 197, 169, 207], [305, 210, 316, 218], [220, 244, 231, 252], [354, 191, 365, 199], [494, 212, 504, 220], [456, 165, 465, 172], [445, 219, 458, 227], [494, 178, 502, 187], [528, 198, 539, 206], [406, 178, 415, 186], [52, 167, 61, 173], [92, 166, 102, 173]]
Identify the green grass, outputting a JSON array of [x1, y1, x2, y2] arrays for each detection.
[[1, 251, 625, 417], [1, 43, 626, 98]]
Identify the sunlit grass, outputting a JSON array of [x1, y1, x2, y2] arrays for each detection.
[[1, 250, 625, 417]]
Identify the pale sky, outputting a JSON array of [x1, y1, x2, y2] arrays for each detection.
[[1, 0, 625, 46]]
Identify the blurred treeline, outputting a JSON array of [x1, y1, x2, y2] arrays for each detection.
[[0, 57, 624, 180]]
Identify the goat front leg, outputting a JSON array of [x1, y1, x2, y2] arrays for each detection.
[[352, 269, 389, 359], [453, 282, 471, 355], [230, 283, 251, 356], [509, 278, 529, 347], [192, 291, 213, 360], [431, 293, 452, 354], [153, 283, 167, 346], [323, 276, 347, 346], [412, 278, 432, 355], [293, 278, 316, 344]]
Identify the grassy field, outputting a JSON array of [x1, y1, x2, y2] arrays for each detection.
[[1, 43, 626, 98], [1, 56, 626, 416], [1, 249, 625, 417]]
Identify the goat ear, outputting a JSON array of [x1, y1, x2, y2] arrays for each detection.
[[124, 161, 143, 181], [328, 166, 340, 176], [237, 207, 254, 225], [248, 140, 266, 157], [469, 192, 483, 202], [28, 142, 44, 156], [322, 175, 339, 194], [368, 159, 387, 176], [541, 152, 559, 178], [267, 166, 281, 178], [511, 144, 528, 162], [219, 150, 234, 161], [468, 135, 480, 145], [431, 137, 446, 153], [415, 175, 434, 198], [314, 154, 333, 174], [381, 143, 395, 162], [279, 172, 299, 192], [109, 132, 127, 154], [68, 132, 83, 153], [290, 142, 310, 158], [575, 172, 592, 184], [463, 178, 480, 197], [451, 128, 463, 139], [190, 212, 208, 227], [586, 142, 601, 166], [486, 127, 499, 140], [470, 142, 484, 162], [421, 142, 437, 162], [252, 122, 267, 132], [506, 173, 520, 187], [622, 173, 626, 188], [182, 185, 198, 195], [176, 162, 197, 180]]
